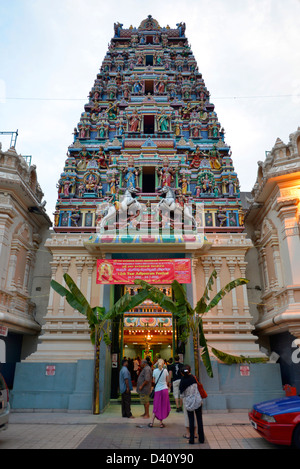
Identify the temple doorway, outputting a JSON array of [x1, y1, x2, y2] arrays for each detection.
[[145, 80, 154, 95], [145, 55, 153, 66], [122, 285, 175, 371], [143, 115, 155, 134], [142, 166, 156, 193], [110, 281, 185, 399]]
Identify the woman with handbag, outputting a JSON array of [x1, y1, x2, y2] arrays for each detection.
[[179, 365, 205, 444], [148, 359, 171, 428]]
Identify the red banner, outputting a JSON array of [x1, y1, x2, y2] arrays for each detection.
[[96, 259, 191, 284]]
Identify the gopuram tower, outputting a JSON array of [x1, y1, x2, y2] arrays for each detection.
[[14, 17, 283, 412]]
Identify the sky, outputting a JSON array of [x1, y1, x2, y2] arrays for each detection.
[[0, 0, 299, 222]]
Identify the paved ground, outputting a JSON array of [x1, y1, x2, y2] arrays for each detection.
[[0, 404, 290, 451]]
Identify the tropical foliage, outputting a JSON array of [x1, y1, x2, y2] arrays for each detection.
[[51, 271, 268, 411], [50, 273, 152, 413], [135, 270, 268, 378]]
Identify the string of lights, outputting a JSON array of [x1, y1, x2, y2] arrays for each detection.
[[1, 94, 299, 101]]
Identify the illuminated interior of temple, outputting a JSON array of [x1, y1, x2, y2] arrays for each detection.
[[122, 286, 175, 361]]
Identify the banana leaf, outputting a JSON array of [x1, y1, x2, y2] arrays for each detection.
[[89, 326, 96, 345], [51, 277, 101, 328], [147, 290, 177, 314], [92, 306, 106, 322], [205, 278, 249, 313], [194, 269, 217, 316], [202, 269, 217, 301], [211, 347, 269, 364], [107, 288, 150, 318], [63, 273, 95, 321], [199, 318, 213, 377], [134, 279, 153, 290], [134, 280, 177, 314], [50, 279, 87, 314], [171, 280, 194, 317], [178, 328, 190, 344]]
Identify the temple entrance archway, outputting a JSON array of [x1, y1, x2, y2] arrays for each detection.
[[122, 285, 175, 362], [110, 283, 181, 397]]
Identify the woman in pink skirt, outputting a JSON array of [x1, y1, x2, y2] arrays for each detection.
[[148, 359, 171, 428]]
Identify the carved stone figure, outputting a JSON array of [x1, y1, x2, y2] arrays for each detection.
[[96, 147, 108, 169], [128, 109, 140, 132], [70, 208, 81, 227], [157, 158, 175, 187], [217, 208, 227, 227], [122, 158, 140, 189], [157, 110, 169, 132]]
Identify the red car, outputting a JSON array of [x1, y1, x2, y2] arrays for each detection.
[[249, 396, 300, 448]]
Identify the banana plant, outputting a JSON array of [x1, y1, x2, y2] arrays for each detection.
[[135, 271, 267, 379], [50, 273, 151, 414]]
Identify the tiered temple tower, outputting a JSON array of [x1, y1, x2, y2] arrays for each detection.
[[14, 17, 284, 412], [54, 16, 243, 236]]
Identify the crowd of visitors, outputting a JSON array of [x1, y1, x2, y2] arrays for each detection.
[[119, 354, 205, 444]]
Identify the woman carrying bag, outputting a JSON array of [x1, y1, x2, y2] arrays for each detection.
[[148, 359, 171, 428], [179, 364, 205, 444]]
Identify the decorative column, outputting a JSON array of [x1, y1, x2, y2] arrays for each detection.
[[270, 240, 283, 288], [201, 256, 212, 288], [226, 256, 239, 316], [237, 256, 250, 315], [75, 256, 86, 289], [58, 256, 71, 314], [0, 210, 16, 289], [86, 258, 96, 303], [6, 244, 19, 289], [212, 256, 223, 315], [260, 247, 270, 292], [23, 252, 33, 294], [275, 196, 300, 285], [47, 257, 60, 315]]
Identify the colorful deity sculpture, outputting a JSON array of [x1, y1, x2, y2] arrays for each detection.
[[77, 182, 85, 198], [96, 147, 108, 169], [156, 80, 166, 94], [128, 109, 141, 132], [216, 207, 227, 227], [157, 158, 175, 187], [106, 102, 118, 120], [133, 79, 143, 94], [108, 175, 118, 194], [157, 109, 169, 132], [179, 174, 189, 195], [197, 170, 215, 194], [122, 157, 140, 189], [97, 122, 106, 138], [84, 172, 99, 192], [70, 207, 81, 227], [190, 146, 208, 169]]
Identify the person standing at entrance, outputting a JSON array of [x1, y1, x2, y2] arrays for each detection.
[[119, 359, 134, 419], [148, 358, 171, 428], [169, 355, 184, 412], [137, 359, 152, 419], [133, 357, 139, 385], [179, 365, 205, 444]]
